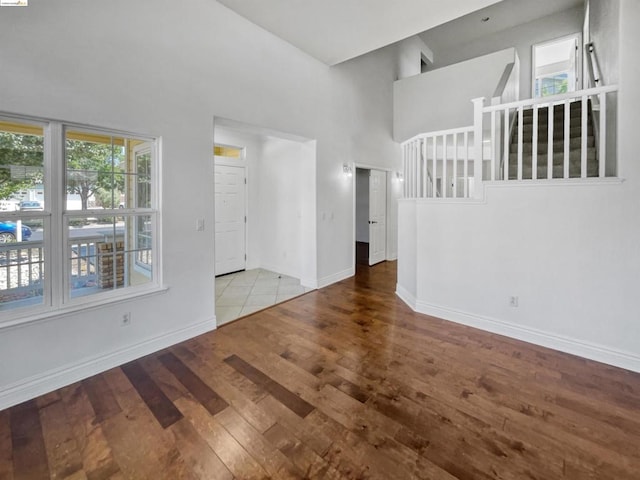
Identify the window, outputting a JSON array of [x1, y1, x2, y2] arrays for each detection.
[[532, 35, 580, 98], [214, 145, 242, 158], [535, 73, 569, 97], [0, 114, 160, 320]]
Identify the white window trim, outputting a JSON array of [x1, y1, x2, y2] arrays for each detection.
[[0, 112, 163, 327]]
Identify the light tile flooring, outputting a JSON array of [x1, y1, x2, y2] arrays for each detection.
[[215, 268, 314, 325]]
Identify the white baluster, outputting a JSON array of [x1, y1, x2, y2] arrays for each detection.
[[503, 107, 509, 180], [442, 134, 447, 198], [581, 95, 588, 178], [463, 131, 469, 198], [432, 135, 437, 197], [453, 133, 458, 198], [517, 106, 523, 180], [532, 105, 538, 180], [564, 101, 570, 179], [547, 104, 554, 179], [472, 97, 484, 197], [599, 93, 607, 178], [490, 110, 496, 181]]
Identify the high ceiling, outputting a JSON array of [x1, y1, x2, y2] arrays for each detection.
[[420, 0, 583, 53], [216, 0, 503, 65]]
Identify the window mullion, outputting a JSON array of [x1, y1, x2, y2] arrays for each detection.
[[152, 140, 162, 287], [47, 122, 65, 308]]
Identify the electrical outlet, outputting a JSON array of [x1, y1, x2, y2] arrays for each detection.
[[121, 312, 131, 326], [509, 296, 519, 307]]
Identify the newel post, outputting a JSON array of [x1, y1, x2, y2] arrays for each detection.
[[471, 97, 485, 199]]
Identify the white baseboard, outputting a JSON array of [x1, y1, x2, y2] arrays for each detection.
[[301, 278, 318, 290], [395, 284, 417, 310], [318, 267, 354, 289], [404, 300, 640, 374], [0, 317, 217, 410]]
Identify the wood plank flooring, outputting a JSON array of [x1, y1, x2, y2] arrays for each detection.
[[2, 261, 640, 479]]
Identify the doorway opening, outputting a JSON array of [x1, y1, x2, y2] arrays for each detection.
[[213, 118, 317, 326], [355, 167, 387, 267], [532, 33, 581, 98]]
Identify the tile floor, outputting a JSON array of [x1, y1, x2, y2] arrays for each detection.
[[215, 268, 314, 325]]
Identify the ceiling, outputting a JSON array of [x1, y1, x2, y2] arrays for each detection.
[[216, 0, 504, 65], [420, 0, 583, 53]]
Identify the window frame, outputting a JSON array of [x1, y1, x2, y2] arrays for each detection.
[[132, 142, 153, 274], [0, 112, 162, 326]]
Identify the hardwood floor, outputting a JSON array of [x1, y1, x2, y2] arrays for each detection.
[[2, 261, 640, 479]]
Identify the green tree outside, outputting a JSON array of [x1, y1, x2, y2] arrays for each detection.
[[0, 131, 44, 201], [66, 140, 125, 210]]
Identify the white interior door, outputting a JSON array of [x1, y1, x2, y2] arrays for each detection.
[[215, 164, 246, 275], [368, 169, 387, 266]]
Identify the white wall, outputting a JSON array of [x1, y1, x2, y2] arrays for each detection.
[[258, 137, 316, 284], [397, 0, 640, 372], [432, 6, 583, 99], [0, 0, 399, 407], [588, 0, 620, 171], [355, 168, 369, 242], [588, 0, 619, 85], [394, 48, 515, 141], [386, 174, 402, 261], [396, 36, 434, 80]]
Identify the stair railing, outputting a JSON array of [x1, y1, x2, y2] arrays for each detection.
[[585, 42, 602, 88], [402, 85, 618, 199], [402, 126, 475, 199], [476, 84, 618, 181]]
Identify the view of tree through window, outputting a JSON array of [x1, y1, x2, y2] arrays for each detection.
[[0, 124, 44, 206], [66, 137, 125, 210], [535, 73, 569, 98], [0, 121, 45, 310], [0, 116, 158, 316]]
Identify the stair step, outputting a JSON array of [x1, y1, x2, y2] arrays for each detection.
[[521, 101, 588, 116], [510, 136, 594, 153], [506, 99, 596, 179], [519, 114, 585, 128], [514, 125, 592, 141], [519, 114, 587, 128], [508, 148, 597, 173]]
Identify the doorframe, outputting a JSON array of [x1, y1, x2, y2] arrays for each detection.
[[213, 146, 248, 276], [351, 162, 393, 270], [213, 118, 318, 289], [531, 32, 583, 99]]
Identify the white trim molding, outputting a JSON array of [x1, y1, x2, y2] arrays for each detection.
[[398, 297, 640, 374], [395, 284, 417, 310], [0, 317, 217, 410], [318, 267, 354, 289]]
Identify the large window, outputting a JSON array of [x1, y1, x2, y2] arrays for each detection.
[[0, 115, 160, 320]]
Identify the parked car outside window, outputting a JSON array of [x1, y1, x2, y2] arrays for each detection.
[[19, 200, 43, 211], [0, 222, 32, 243]]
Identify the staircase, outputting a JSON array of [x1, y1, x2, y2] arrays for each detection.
[[402, 85, 617, 199], [508, 100, 597, 179]]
